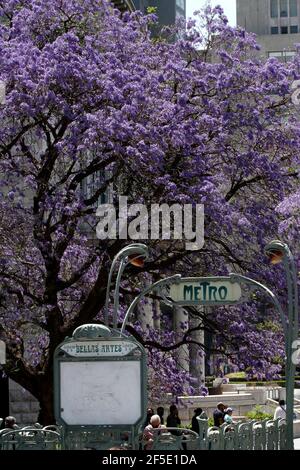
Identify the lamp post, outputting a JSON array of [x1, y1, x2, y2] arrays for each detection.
[[231, 240, 298, 450], [104, 244, 149, 329], [264, 240, 299, 450]]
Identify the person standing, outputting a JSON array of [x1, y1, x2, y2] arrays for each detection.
[[213, 403, 225, 427], [157, 407, 164, 425], [274, 400, 286, 420], [191, 408, 203, 434], [166, 405, 181, 431], [224, 407, 234, 424], [144, 408, 154, 427]]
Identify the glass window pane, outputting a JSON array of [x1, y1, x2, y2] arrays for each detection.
[[285, 51, 296, 60], [281, 25, 288, 33], [280, 0, 288, 16], [271, 0, 279, 17], [271, 26, 279, 33], [290, 0, 298, 16], [290, 25, 298, 33], [269, 51, 283, 57]]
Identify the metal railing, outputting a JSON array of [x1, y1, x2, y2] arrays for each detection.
[[0, 418, 288, 450], [0, 426, 62, 450], [195, 417, 287, 451]]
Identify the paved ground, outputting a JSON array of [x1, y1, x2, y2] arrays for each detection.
[[294, 439, 300, 450]]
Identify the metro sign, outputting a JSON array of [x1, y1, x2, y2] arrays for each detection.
[[168, 277, 242, 306]]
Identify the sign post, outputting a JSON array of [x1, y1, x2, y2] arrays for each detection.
[[54, 324, 147, 449]]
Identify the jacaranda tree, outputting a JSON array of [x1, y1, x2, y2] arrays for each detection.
[[0, 0, 299, 422]]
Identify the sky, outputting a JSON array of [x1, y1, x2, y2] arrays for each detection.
[[186, 0, 237, 26]]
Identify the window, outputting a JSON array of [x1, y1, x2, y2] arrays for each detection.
[[286, 50, 296, 60], [280, 0, 288, 16], [281, 25, 288, 33], [268, 50, 296, 62], [271, 26, 279, 33], [80, 170, 107, 208], [290, 24, 299, 32], [290, 0, 298, 16], [271, 0, 278, 17]]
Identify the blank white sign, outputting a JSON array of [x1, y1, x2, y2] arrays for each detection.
[[60, 361, 142, 425]]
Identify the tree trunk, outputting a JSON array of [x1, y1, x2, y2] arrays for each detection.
[[37, 375, 56, 425]]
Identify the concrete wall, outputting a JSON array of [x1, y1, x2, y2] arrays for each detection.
[[237, 0, 300, 34], [161, 393, 256, 426], [257, 32, 300, 55], [9, 380, 39, 426], [237, 0, 269, 34], [157, 385, 287, 426]]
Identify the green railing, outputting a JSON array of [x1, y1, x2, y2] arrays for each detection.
[[0, 418, 287, 450], [195, 417, 287, 451], [0, 426, 62, 450]]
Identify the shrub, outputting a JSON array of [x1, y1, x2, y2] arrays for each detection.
[[246, 405, 273, 421]]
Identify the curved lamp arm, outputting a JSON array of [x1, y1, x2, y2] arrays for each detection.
[[265, 240, 299, 342], [120, 274, 182, 336], [104, 244, 149, 327], [229, 273, 288, 342]]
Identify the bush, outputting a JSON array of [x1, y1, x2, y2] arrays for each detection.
[[246, 406, 273, 421], [208, 418, 214, 427]]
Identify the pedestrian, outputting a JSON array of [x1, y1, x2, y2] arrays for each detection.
[[213, 402, 225, 427], [191, 407, 203, 434], [224, 407, 234, 424], [166, 404, 188, 449], [4, 416, 18, 429], [144, 407, 154, 427], [166, 404, 181, 436], [157, 406, 164, 425], [143, 414, 166, 450], [274, 400, 286, 420]]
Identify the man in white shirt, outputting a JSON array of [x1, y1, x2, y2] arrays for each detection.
[[274, 400, 286, 420]]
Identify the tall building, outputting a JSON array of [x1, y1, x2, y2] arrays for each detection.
[[133, 0, 186, 26], [237, 0, 300, 61]]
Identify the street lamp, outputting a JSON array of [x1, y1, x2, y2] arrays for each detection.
[[104, 244, 149, 329], [265, 240, 299, 450], [231, 240, 298, 450]]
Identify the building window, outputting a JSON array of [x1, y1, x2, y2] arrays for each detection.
[[290, 0, 298, 16], [281, 25, 288, 33], [285, 50, 296, 60], [271, 0, 279, 17], [280, 0, 288, 16], [271, 26, 279, 33], [290, 24, 299, 32], [80, 170, 107, 207], [268, 50, 296, 62]]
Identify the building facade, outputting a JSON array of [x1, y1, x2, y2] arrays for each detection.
[[237, 0, 300, 61], [133, 0, 186, 25]]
